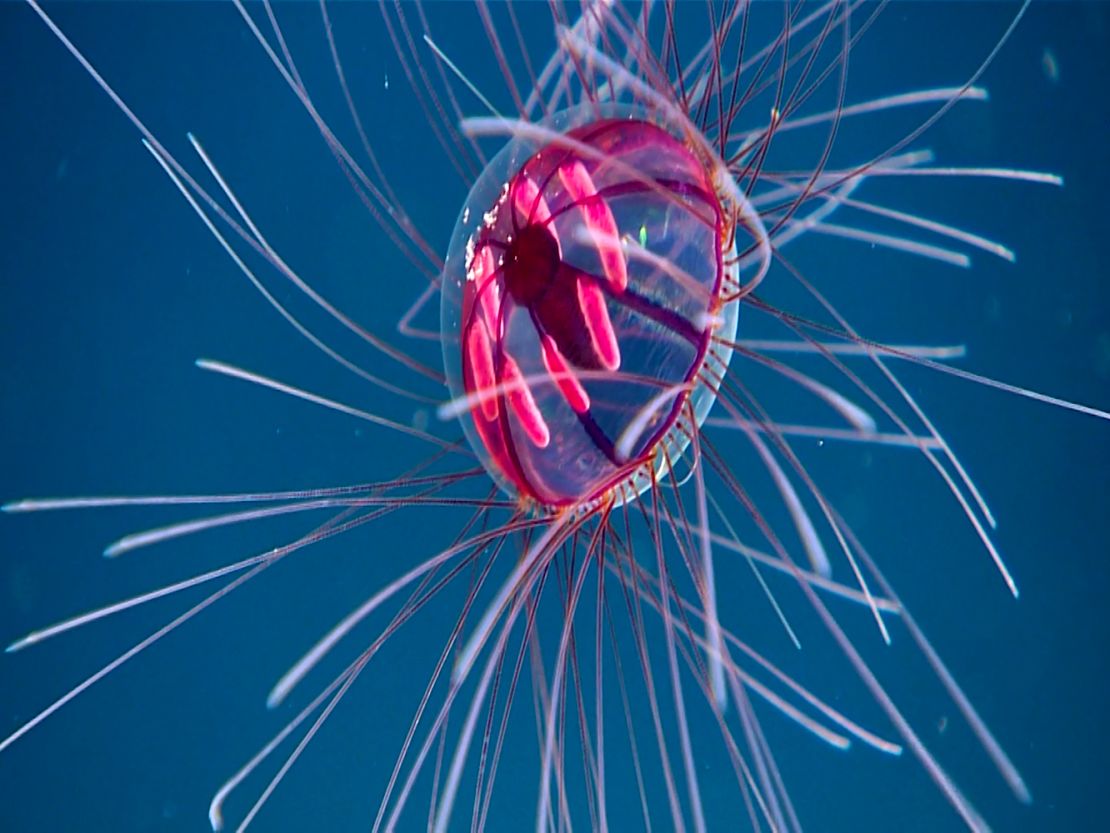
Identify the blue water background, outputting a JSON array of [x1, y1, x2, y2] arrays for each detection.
[[1, 3, 1107, 831]]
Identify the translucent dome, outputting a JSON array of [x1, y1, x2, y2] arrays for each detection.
[[441, 106, 744, 509]]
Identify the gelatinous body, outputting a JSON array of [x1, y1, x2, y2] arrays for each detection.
[[444, 115, 739, 507]]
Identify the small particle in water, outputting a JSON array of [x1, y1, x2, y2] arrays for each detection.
[[384, 72, 390, 90], [1041, 47, 1060, 83]]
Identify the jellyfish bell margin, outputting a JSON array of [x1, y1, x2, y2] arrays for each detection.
[[440, 103, 772, 517]]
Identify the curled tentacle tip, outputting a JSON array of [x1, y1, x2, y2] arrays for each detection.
[[267, 673, 297, 709], [713, 690, 728, 715]]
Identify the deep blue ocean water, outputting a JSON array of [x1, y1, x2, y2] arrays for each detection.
[[1, 3, 1107, 832]]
